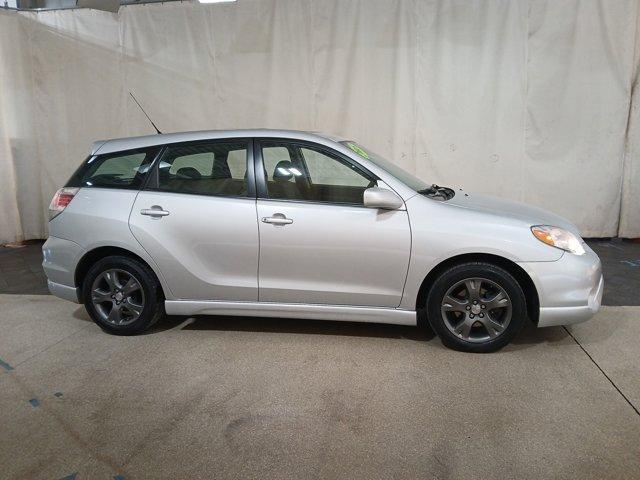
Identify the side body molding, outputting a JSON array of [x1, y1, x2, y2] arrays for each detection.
[[165, 300, 417, 326]]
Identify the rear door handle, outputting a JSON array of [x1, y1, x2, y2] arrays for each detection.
[[141, 206, 170, 218], [262, 213, 293, 225]]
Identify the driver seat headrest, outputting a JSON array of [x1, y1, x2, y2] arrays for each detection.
[[176, 166, 202, 179]]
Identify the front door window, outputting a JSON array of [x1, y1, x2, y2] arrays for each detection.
[[260, 141, 377, 205]]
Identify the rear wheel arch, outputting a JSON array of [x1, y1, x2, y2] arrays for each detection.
[[74, 246, 165, 299], [415, 253, 539, 324]]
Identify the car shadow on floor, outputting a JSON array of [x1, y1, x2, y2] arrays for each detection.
[[171, 314, 436, 341], [510, 321, 570, 347], [159, 313, 572, 350]]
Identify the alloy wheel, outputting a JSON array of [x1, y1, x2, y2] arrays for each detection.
[[91, 269, 145, 326], [440, 277, 512, 343]]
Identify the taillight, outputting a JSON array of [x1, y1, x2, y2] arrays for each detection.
[[48, 187, 79, 220]]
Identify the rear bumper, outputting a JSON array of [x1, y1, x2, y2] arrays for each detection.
[[518, 245, 603, 328], [47, 280, 80, 303], [42, 236, 82, 303]]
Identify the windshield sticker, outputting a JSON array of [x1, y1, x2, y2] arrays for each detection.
[[346, 142, 370, 159]]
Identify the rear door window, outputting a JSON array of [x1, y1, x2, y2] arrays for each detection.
[[67, 147, 160, 190], [153, 141, 249, 197]]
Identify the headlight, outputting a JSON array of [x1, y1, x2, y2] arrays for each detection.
[[531, 225, 585, 255]]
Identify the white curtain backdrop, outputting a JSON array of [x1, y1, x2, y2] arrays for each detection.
[[0, 0, 638, 244]]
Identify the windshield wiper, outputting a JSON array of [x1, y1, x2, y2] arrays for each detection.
[[417, 184, 455, 201]]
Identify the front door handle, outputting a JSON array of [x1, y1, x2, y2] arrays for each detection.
[[141, 205, 170, 218], [262, 213, 293, 225]]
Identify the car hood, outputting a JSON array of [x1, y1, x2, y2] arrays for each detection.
[[443, 191, 580, 235]]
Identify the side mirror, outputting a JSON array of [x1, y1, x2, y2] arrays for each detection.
[[363, 187, 404, 210]]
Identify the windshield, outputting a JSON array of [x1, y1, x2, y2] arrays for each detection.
[[341, 141, 429, 192]]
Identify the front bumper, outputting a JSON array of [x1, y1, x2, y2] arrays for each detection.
[[518, 245, 603, 328]]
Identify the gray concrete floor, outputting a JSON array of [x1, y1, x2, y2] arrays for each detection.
[[1, 239, 639, 479], [0, 242, 49, 295], [586, 238, 640, 306], [0, 295, 639, 479]]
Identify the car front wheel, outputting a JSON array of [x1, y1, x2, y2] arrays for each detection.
[[425, 262, 527, 353], [82, 255, 164, 335]]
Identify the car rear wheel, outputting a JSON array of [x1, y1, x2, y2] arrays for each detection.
[[425, 262, 527, 352], [82, 255, 164, 335]]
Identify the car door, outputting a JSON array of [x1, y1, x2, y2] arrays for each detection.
[[255, 139, 411, 307], [129, 139, 259, 301]]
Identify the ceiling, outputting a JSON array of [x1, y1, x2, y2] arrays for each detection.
[[3, 0, 181, 11]]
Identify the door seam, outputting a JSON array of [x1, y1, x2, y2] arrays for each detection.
[[255, 198, 261, 302], [127, 190, 176, 298]]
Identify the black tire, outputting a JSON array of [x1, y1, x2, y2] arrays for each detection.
[[425, 262, 527, 353], [82, 255, 164, 335]]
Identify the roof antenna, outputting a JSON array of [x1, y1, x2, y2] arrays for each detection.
[[129, 92, 162, 134]]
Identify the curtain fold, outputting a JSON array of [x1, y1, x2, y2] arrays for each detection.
[[620, 1, 640, 238], [0, 11, 30, 243], [0, 0, 638, 243]]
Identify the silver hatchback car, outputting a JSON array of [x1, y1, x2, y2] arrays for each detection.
[[42, 130, 603, 352]]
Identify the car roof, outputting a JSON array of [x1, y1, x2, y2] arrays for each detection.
[[91, 129, 347, 155]]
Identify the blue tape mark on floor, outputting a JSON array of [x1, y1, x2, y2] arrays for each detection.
[[114, 475, 126, 480], [28, 398, 40, 408], [60, 473, 77, 480], [54, 392, 63, 398], [621, 259, 640, 267], [0, 358, 14, 372]]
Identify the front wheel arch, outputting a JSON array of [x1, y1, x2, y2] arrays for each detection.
[[415, 253, 539, 325]]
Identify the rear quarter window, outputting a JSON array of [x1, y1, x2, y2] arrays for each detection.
[[66, 147, 161, 190]]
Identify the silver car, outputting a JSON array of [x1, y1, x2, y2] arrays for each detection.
[[42, 130, 603, 352]]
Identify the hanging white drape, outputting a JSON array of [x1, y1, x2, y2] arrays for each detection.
[[0, 0, 638, 243]]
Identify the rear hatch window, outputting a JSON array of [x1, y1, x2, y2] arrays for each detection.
[[66, 147, 161, 190]]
